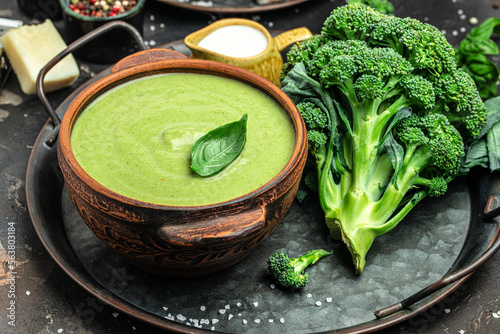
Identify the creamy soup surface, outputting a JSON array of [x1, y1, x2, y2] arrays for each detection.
[[197, 25, 269, 58], [71, 73, 295, 206]]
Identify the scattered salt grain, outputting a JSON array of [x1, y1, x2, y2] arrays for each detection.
[[150, 15, 155, 21], [243, 319, 248, 325], [459, 330, 465, 334], [228, 314, 234, 320], [219, 309, 226, 315], [254, 319, 261, 324], [201, 319, 210, 325], [162, 306, 168, 311], [492, 312, 500, 319], [306, 293, 312, 299], [280, 317, 285, 323], [236, 302, 242, 307], [445, 308, 451, 314], [253, 302, 259, 307], [315, 301, 322, 307], [57, 330, 63, 333], [200, 306, 206, 311], [225, 304, 230, 309], [269, 319, 274, 323], [470, 17, 479, 25], [112, 313, 119, 317], [270, 284, 276, 289], [212, 319, 219, 324], [326, 297, 333, 303], [26, 291, 30, 295], [177, 314, 187, 321], [132, 326, 136, 330], [452, 30, 459, 36], [460, 27, 467, 33], [268, 22, 274, 28]]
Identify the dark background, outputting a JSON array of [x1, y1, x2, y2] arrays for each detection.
[[0, 0, 499, 333]]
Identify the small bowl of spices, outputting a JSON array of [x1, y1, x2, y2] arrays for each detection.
[[59, 0, 146, 63]]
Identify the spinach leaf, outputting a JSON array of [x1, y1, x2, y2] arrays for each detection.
[[190, 114, 248, 177], [456, 17, 500, 99]]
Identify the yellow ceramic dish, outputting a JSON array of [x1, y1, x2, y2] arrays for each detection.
[[184, 18, 312, 85]]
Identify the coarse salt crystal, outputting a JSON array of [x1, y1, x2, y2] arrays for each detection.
[[243, 319, 248, 325], [225, 304, 230, 309], [254, 319, 261, 324], [326, 297, 333, 303], [253, 302, 259, 307], [200, 306, 206, 311], [445, 309, 451, 313], [315, 301, 322, 307], [306, 293, 312, 299], [280, 317, 285, 323]]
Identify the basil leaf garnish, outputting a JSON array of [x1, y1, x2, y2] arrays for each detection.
[[190, 114, 248, 177]]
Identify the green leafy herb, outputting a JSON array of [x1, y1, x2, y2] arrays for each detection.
[[456, 17, 500, 99], [190, 114, 248, 177]]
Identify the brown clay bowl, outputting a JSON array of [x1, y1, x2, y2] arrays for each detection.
[[57, 48, 308, 278]]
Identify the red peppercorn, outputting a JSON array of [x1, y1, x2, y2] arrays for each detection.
[[69, 4, 75, 10]]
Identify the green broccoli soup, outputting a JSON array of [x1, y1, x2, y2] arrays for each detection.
[[70, 73, 296, 206]]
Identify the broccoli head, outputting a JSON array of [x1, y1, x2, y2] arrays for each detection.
[[280, 4, 487, 274]]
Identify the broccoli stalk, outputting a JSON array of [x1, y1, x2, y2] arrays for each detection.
[[280, 4, 487, 274], [267, 249, 333, 289]]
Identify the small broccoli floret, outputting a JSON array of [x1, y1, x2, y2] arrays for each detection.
[[280, 4, 487, 275], [370, 16, 457, 74], [267, 249, 333, 289], [431, 68, 487, 139], [322, 3, 385, 41], [280, 35, 327, 81], [395, 113, 465, 177], [347, 0, 395, 15]]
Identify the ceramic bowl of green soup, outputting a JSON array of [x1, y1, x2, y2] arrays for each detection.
[[57, 48, 307, 278]]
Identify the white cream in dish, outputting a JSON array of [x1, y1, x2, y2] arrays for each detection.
[[197, 25, 268, 58]]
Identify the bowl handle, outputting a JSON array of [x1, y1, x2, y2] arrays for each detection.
[[111, 48, 189, 73], [36, 20, 146, 146], [157, 205, 267, 246]]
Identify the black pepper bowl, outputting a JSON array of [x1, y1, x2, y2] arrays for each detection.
[[59, 0, 146, 63]]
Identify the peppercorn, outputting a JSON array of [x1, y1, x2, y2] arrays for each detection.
[[67, 0, 138, 18]]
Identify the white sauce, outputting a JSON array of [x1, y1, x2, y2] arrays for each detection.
[[197, 25, 268, 58]]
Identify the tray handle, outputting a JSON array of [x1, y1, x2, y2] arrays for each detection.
[[36, 20, 147, 147]]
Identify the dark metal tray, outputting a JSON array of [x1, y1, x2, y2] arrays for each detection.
[[26, 39, 500, 333]]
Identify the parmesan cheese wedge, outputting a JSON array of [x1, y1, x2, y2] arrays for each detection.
[[0, 19, 79, 95]]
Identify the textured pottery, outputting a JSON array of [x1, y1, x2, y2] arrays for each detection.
[[57, 48, 308, 278], [184, 18, 312, 85]]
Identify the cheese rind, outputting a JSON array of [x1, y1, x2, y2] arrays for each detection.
[[0, 19, 80, 95]]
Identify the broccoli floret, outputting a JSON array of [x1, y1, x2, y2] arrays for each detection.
[[347, 0, 395, 15], [280, 4, 487, 274], [267, 249, 333, 289]]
